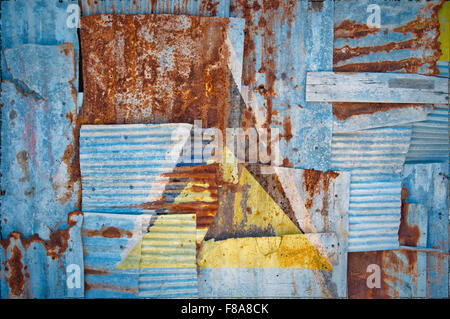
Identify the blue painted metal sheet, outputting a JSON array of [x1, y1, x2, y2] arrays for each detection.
[[229, 0, 334, 171], [402, 162, 449, 298], [332, 0, 445, 132], [1, 43, 79, 237], [331, 125, 413, 252], [1, 0, 79, 90], [82, 212, 142, 298]]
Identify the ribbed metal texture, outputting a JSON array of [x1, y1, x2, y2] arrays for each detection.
[[331, 125, 413, 252], [80, 0, 231, 17], [82, 213, 142, 298], [139, 214, 198, 298]]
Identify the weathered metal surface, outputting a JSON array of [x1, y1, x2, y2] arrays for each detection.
[[1, 0, 79, 90], [228, 0, 334, 171], [139, 214, 198, 298], [347, 162, 448, 298], [80, 124, 219, 246], [80, 0, 231, 17], [331, 125, 413, 252], [307, 72, 448, 104], [402, 163, 449, 298], [1, 44, 80, 238], [1, 211, 84, 299], [79, 14, 244, 131], [405, 106, 449, 164], [200, 165, 350, 298], [332, 0, 446, 131], [82, 212, 142, 298]]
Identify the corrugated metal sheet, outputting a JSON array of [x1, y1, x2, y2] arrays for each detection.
[[331, 125, 413, 252], [229, 0, 334, 171], [332, 0, 445, 131], [347, 162, 448, 298], [199, 165, 350, 298], [139, 213, 198, 298], [80, 0, 231, 17], [79, 13, 244, 131], [82, 212, 142, 298]]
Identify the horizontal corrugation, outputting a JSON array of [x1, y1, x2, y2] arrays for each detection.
[[332, 125, 412, 252], [139, 214, 198, 298], [405, 106, 449, 164], [82, 213, 142, 298], [436, 61, 449, 78]]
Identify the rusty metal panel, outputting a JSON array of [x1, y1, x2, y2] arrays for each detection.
[[79, 13, 244, 130], [331, 125, 413, 252], [82, 212, 142, 298], [1, 0, 80, 90], [332, 0, 446, 132], [199, 166, 350, 298], [229, 0, 334, 170], [402, 163, 449, 298], [80, 0, 231, 17], [1, 211, 84, 299], [347, 162, 448, 298], [0, 43, 82, 298]]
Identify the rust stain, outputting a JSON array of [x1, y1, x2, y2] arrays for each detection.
[[334, 19, 380, 39], [84, 281, 138, 293], [8, 244, 25, 297], [82, 225, 133, 239], [347, 251, 388, 299], [333, 0, 444, 75], [302, 170, 339, 209], [282, 116, 293, 142], [79, 14, 234, 133], [200, 0, 220, 16], [84, 268, 110, 275], [333, 103, 426, 121], [398, 188, 421, 248]]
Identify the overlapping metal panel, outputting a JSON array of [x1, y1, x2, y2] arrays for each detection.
[[331, 125, 413, 252], [229, 0, 334, 171], [199, 165, 350, 298]]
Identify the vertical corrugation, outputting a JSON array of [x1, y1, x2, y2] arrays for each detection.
[[331, 125, 413, 251]]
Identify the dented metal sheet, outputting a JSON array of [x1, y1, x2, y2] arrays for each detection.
[[331, 125, 413, 252], [200, 166, 350, 298], [229, 0, 334, 171], [1, 211, 84, 298], [80, 0, 231, 17], [332, 0, 446, 131], [347, 162, 448, 298], [79, 13, 244, 131], [1, 0, 80, 90]]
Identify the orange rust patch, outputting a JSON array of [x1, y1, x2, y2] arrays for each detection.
[[79, 14, 234, 133], [83, 225, 133, 239], [302, 170, 339, 209], [398, 188, 421, 247], [8, 245, 25, 297], [84, 268, 110, 275], [282, 116, 293, 142], [333, 103, 427, 121], [334, 19, 380, 39]]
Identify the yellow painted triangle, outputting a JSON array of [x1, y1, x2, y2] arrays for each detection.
[[116, 239, 142, 270]]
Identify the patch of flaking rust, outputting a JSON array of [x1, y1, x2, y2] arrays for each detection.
[[0, 211, 83, 270], [8, 243, 25, 296], [84, 268, 110, 275], [333, 103, 427, 121], [302, 170, 339, 209], [398, 188, 421, 247], [282, 116, 293, 142], [84, 281, 138, 293], [82, 225, 133, 239], [334, 19, 380, 39]]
